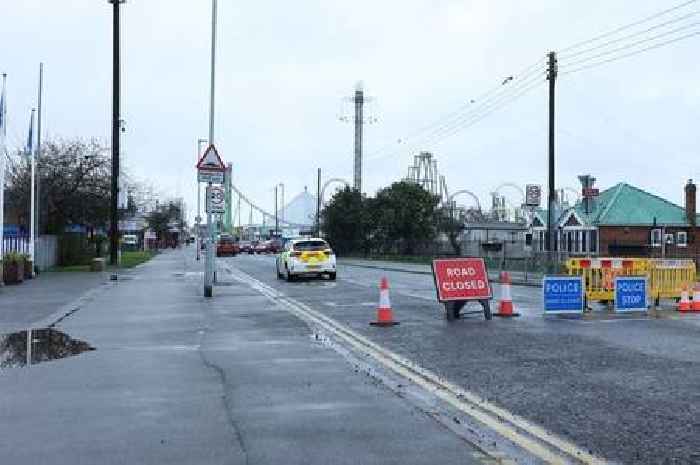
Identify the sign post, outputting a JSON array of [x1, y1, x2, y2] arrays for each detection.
[[543, 276, 584, 315], [197, 144, 226, 298], [431, 258, 493, 320], [614, 276, 648, 313]]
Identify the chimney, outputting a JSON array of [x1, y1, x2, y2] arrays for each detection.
[[686, 179, 696, 226]]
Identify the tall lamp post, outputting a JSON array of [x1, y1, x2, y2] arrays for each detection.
[[108, 0, 125, 269]]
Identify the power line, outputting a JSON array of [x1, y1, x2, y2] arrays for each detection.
[[560, 21, 699, 69], [560, 30, 700, 76], [369, 75, 544, 162], [366, 67, 546, 162], [559, 10, 698, 59], [363, 57, 546, 160], [559, 0, 698, 53]]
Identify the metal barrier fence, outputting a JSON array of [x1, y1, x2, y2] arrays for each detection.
[[1, 235, 58, 271], [566, 257, 697, 302]]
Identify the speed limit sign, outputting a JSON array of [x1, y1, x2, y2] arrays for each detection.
[[206, 185, 226, 213]]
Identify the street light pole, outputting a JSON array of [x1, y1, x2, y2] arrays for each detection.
[[109, 0, 125, 269], [204, 0, 217, 298]]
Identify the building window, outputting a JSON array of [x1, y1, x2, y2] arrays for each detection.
[[677, 231, 688, 247], [665, 233, 675, 246], [651, 229, 662, 247], [582, 231, 588, 252], [590, 230, 598, 253]]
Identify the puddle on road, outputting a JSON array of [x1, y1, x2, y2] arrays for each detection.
[[1, 328, 95, 369]]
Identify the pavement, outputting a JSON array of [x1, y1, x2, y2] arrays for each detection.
[[339, 257, 543, 286], [0, 269, 110, 332], [231, 253, 700, 465], [0, 248, 494, 465]]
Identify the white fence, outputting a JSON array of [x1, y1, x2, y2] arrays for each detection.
[[1, 235, 58, 271]]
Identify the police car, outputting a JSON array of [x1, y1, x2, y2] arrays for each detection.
[[276, 238, 336, 281]]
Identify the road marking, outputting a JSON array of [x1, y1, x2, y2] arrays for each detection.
[[225, 265, 608, 465]]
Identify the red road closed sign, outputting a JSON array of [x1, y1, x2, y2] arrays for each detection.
[[432, 258, 492, 302]]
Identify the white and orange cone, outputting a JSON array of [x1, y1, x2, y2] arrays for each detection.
[[678, 284, 691, 313], [370, 277, 399, 326], [691, 283, 700, 312], [495, 271, 520, 317]]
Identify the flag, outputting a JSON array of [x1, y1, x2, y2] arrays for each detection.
[[26, 110, 34, 155], [0, 77, 6, 138]]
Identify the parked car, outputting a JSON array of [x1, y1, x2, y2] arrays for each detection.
[[121, 234, 139, 251], [239, 240, 253, 254], [254, 241, 269, 254], [276, 238, 336, 281], [268, 238, 284, 254], [216, 235, 239, 257]]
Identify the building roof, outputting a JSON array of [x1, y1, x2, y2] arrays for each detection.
[[531, 182, 698, 228], [571, 183, 692, 226]]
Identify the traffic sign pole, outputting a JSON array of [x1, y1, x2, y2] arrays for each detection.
[[204, 181, 214, 297]]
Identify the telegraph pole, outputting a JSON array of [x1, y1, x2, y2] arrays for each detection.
[[546, 51, 558, 265], [316, 168, 321, 236], [353, 83, 364, 193], [34, 63, 43, 275], [109, 0, 125, 268], [274, 185, 279, 237]]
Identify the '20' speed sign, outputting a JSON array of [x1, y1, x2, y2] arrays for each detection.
[[206, 185, 225, 213]]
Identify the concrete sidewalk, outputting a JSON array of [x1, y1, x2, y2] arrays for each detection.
[[0, 248, 489, 465], [0, 269, 110, 331], [339, 257, 542, 287]]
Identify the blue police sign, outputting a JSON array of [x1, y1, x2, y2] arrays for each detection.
[[614, 276, 648, 313], [543, 276, 584, 314]]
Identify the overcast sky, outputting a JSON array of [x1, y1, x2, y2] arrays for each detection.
[[2, 0, 698, 222]]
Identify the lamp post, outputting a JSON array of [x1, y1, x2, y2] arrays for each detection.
[[108, 0, 126, 271]]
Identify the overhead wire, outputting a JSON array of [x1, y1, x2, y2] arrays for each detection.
[[363, 56, 546, 160], [558, 0, 698, 53], [559, 21, 700, 69], [559, 10, 698, 59], [560, 30, 700, 76], [366, 62, 547, 162], [368, 69, 546, 161]]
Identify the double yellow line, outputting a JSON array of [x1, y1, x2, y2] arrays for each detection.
[[227, 266, 608, 465]]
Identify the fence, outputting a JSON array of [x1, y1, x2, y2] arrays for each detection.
[[1, 235, 58, 271]]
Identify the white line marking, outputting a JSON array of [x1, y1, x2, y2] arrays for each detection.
[[225, 265, 608, 465]]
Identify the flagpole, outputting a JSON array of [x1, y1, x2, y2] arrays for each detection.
[[34, 63, 43, 276], [29, 108, 36, 274], [0, 73, 6, 285]]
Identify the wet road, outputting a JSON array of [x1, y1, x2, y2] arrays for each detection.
[[0, 249, 494, 465], [229, 253, 700, 465]]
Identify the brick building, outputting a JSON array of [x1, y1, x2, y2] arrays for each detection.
[[529, 179, 698, 261]]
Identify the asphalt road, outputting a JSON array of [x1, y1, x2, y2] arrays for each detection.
[[229, 253, 700, 465], [0, 249, 493, 465]]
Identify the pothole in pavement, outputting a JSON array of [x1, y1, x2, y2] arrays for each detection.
[[1, 328, 95, 369]]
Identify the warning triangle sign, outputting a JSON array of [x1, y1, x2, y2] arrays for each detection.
[[196, 144, 226, 171]]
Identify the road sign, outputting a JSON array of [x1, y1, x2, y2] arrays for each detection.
[[614, 276, 648, 313], [196, 144, 226, 172], [525, 184, 541, 207], [582, 188, 600, 198], [432, 258, 492, 301], [206, 185, 225, 213], [198, 170, 224, 184], [543, 276, 584, 314]]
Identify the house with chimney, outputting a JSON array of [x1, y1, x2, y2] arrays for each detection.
[[529, 179, 698, 261]]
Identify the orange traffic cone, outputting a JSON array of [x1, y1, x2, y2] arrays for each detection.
[[692, 284, 700, 312], [495, 271, 520, 317], [370, 277, 399, 326], [678, 284, 691, 312]]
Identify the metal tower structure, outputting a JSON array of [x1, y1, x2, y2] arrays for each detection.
[[339, 82, 376, 194], [353, 83, 364, 192], [405, 151, 440, 197]]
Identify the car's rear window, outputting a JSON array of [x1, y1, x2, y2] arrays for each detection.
[[293, 240, 328, 251]]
